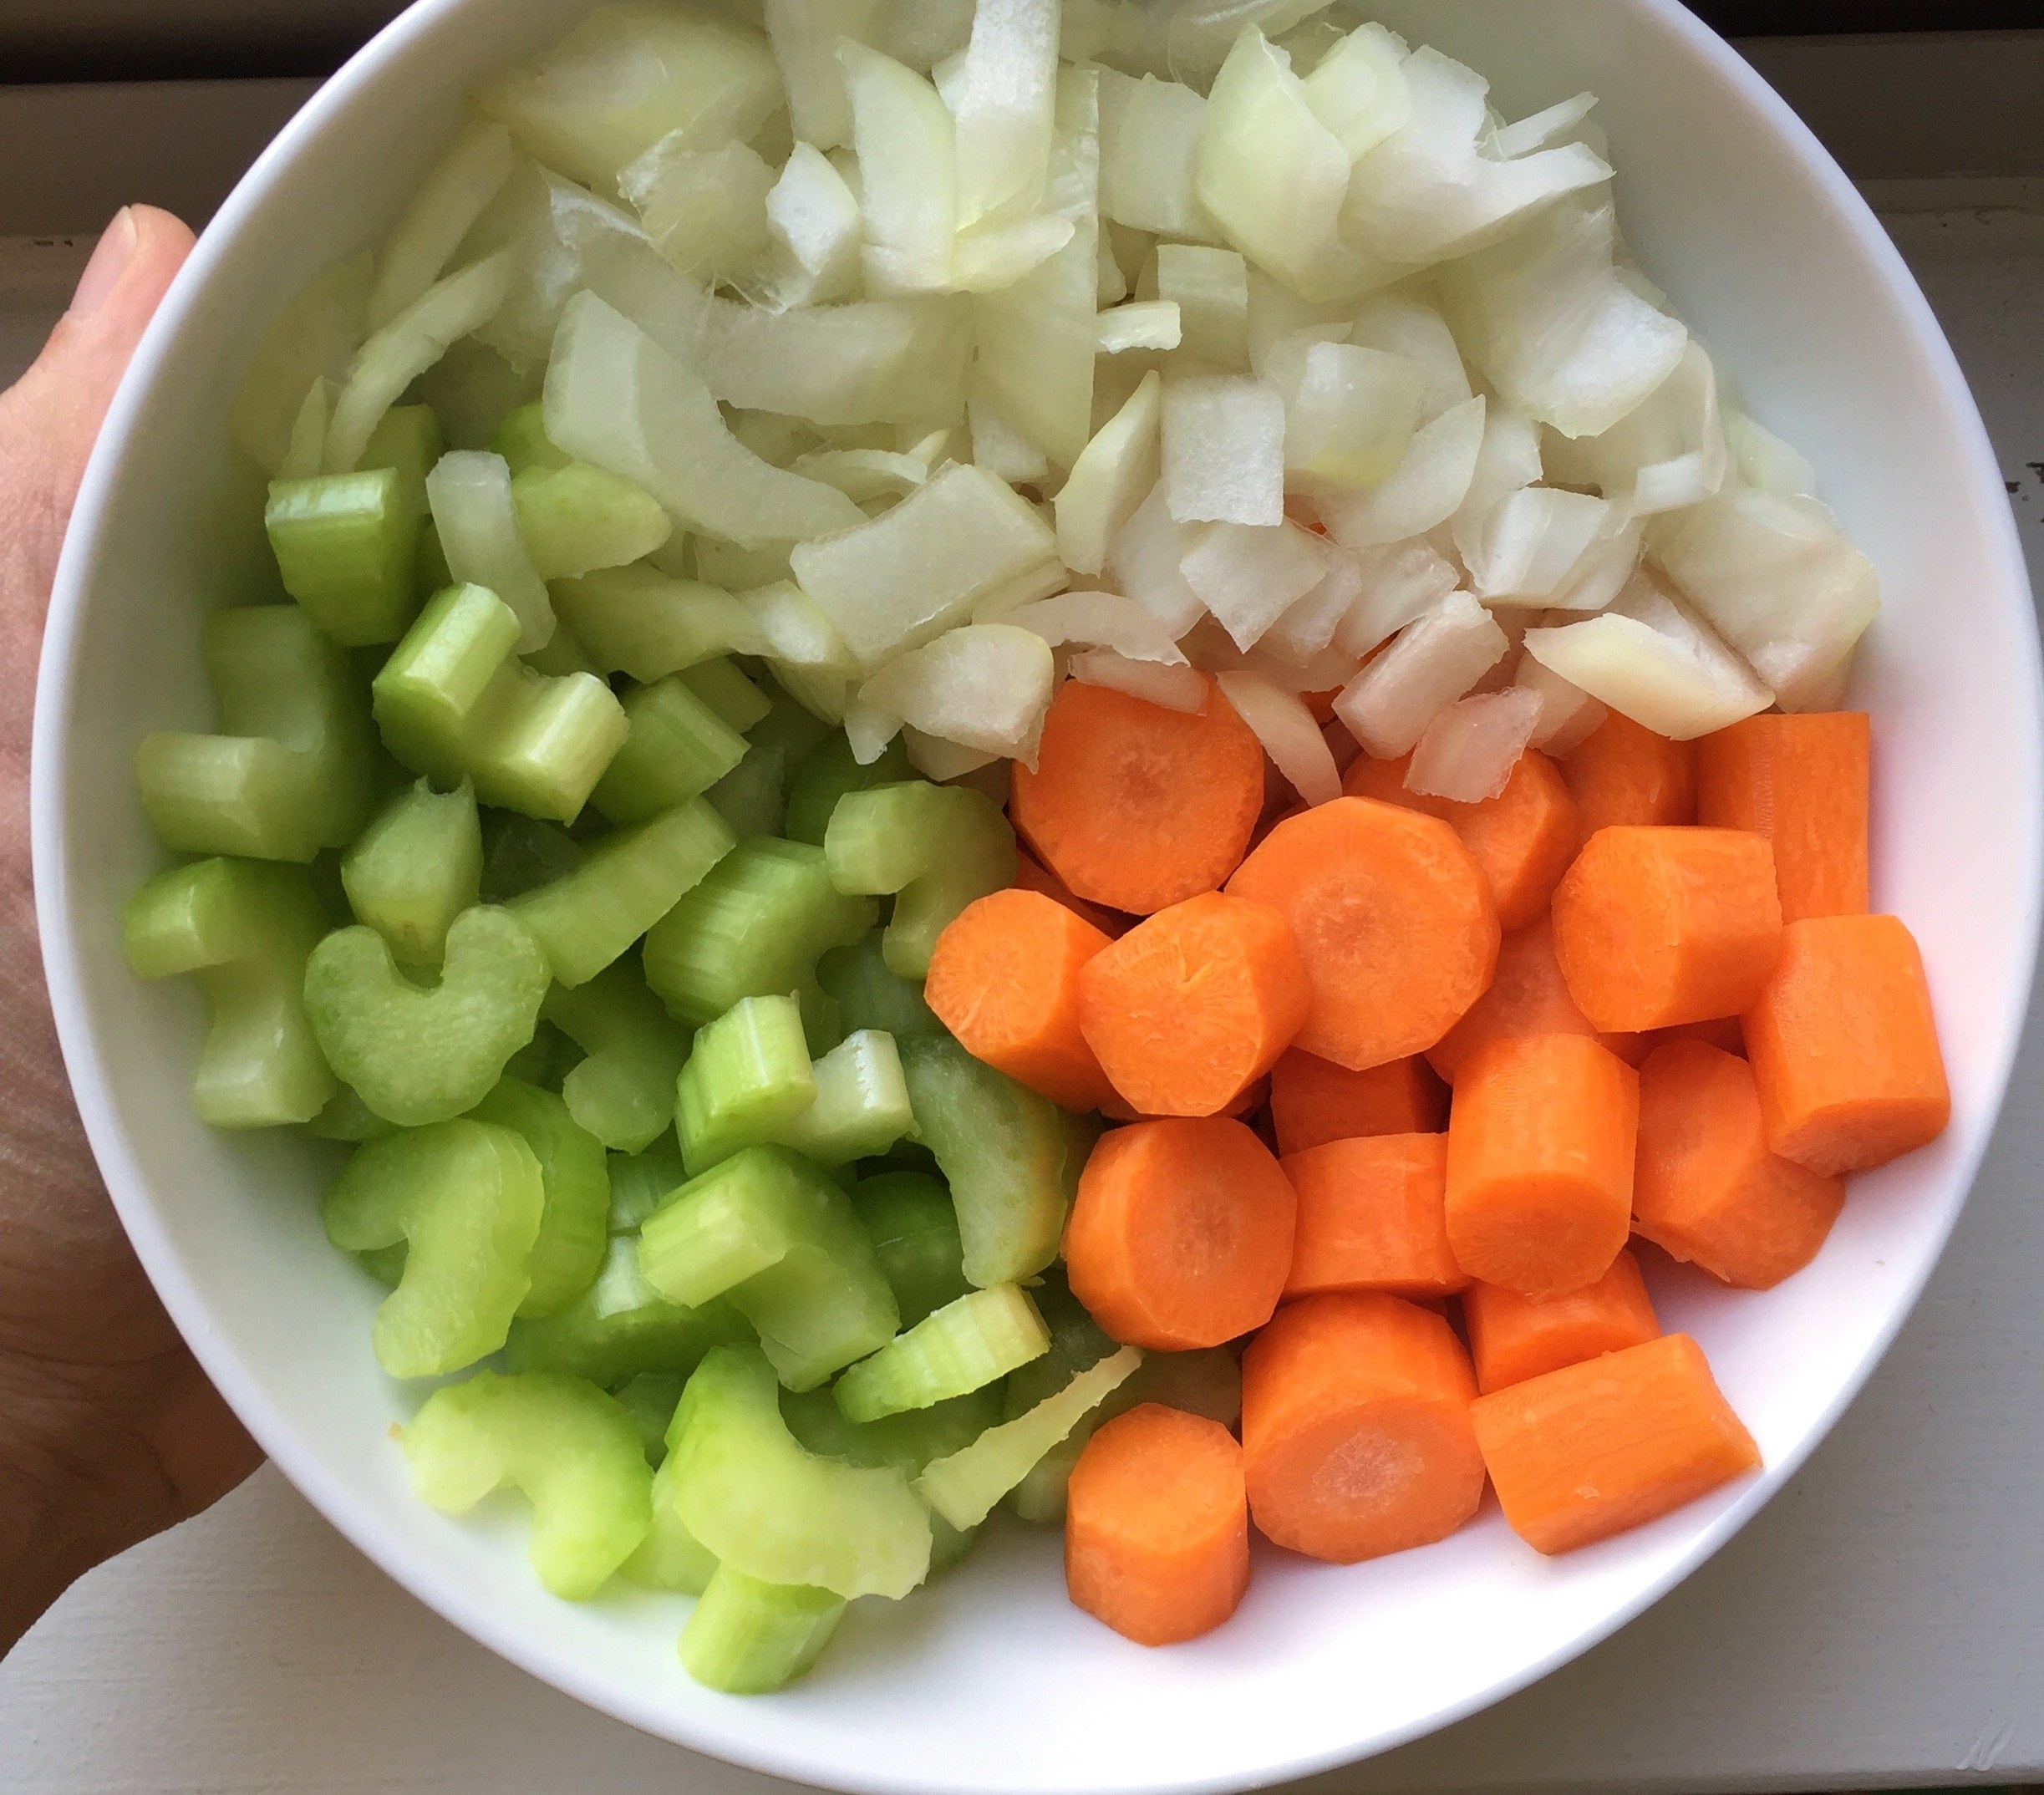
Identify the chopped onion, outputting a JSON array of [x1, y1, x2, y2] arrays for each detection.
[[903, 726, 1003, 781], [1154, 245, 1250, 369], [1492, 93, 1599, 160], [619, 135, 775, 286], [1335, 536, 1462, 659], [1279, 341, 1427, 490], [1315, 393, 1487, 548], [1106, 481, 1208, 636], [277, 378, 335, 482], [427, 449, 557, 652], [841, 41, 957, 294], [1262, 544, 1365, 664], [998, 592, 1188, 664], [946, 0, 1060, 230], [1070, 649, 1208, 712], [369, 122, 516, 331], [1181, 521, 1330, 651], [1448, 404, 1544, 567], [1056, 370, 1162, 575], [1215, 671, 1343, 807], [1300, 23, 1411, 160], [1161, 374, 1287, 526], [857, 623, 1058, 764], [1725, 409, 1819, 498], [765, 0, 884, 150], [1543, 339, 1727, 515], [1244, 267, 1352, 383], [1348, 289, 1472, 424], [1096, 231, 1131, 306], [968, 399, 1051, 484], [1096, 300, 1182, 354], [952, 214, 1077, 292], [1097, 70, 1213, 241], [1466, 488, 1617, 604], [790, 447, 931, 502], [1515, 652, 1607, 753], [759, 141, 865, 311], [1406, 687, 1543, 801], [231, 252, 371, 472], [1335, 590, 1508, 759]]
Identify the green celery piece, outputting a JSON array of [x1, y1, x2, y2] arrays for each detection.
[[136, 605, 379, 863], [614, 1370, 689, 1464], [124, 857, 335, 1128], [479, 812, 585, 903], [638, 1147, 899, 1391], [544, 962, 693, 1152], [591, 678, 750, 826], [340, 778, 482, 964], [668, 1344, 931, 1599], [418, 518, 454, 594], [704, 743, 788, 839], [850, 1172, 970, 1328], [835, 1284, 1049, 1424], [501, 1017, 581, 1091], [513, 462, 672, 582], [504, 1234, 749, 1385], [308, 1083, 397, 1143], [509, 799, 735, 988], [358, 1241, 409, 1287], [799, 984, 847, 1060], [550, 565, 765, 684], [267, 469, 422, 646], [608, 1139, 687, 1235], [898, 1035, 1091, 1288], [523, 618, 600, 678], [824, 782, 1019, 978], [679, 659, 772, 734], [815, 934, 944, 1041], [360, 404, 444, 510], [751, 684, 837, 765], [675, 994, 817, 1176], [679, 1565, 846, 1694], [643, 838, 876, 1025], [469, 1075, 610, 1318], [780, 1030, 914, 1166], [303, 903, 552, 1126], [323, 1120, 545, 1377], [403, 1369, 653, 1599], [782, 733, 913, 847], [488, 401, 572, 478], [917, 1345, 1144, 1531], [625, 1453, 719, 1594], [1003, 1272, 1116, 1416]]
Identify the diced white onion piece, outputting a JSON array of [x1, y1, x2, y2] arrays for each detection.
[[745, 578, 861, 676], [1301, 23, 1412, 160], [369, 122, 516, 331], [1070, 649, 1208, 713], [1515, 652, 1607, 753], [231, 252, 372, 473], [1335, 590, 1508, 759], [545, 291, 863, 550], [692, 539, 790, 592], [1449, 404, 1545, 568], [1181, 521, 1330, 651], [789, 448, 929, 502], [1348, 290, 1472, 425], [789, 461, 1061, 668], [1244, 268, 1352, 384], [1280, 341, 1427, 490], [1154, 245, 1249, 369], [1216, 671, 1342, 807], [1096, 231, 1131, 306], [765, 0, 884, 150], [1335, 537, 1464, 659], [1161, 374, 1286, 526], [843, 699, 898, 763], [1097, 70, 1212, 241], [1097, 301, 1182, 354], [858, 624, 1057, 761], [1654, 486, 1879, 710], [841, 42, 957, 294], [1263, 545, 1365, 664], [903, 727, 1001, 781], [327, 252, 514, 474], [277, 378, 335, 482], [1543, 340, 1727, 516], [946, 0, 1060, 228], [1406, 688, 1543, 801], [1317, 394, 1487, 549], [1549, 514, 1645, 613], [1492, 93, 1599, 160], [427, 450, 557, 653], [1467, 488, 1614, 603], [760, 141, 865, 311], [619, 135, 775, 285], [1524, 567, 1773, 740], [1726, 409, 1819, 498], [1102, 478, 1207, 637], [953, 214, 1077, 292], [968, 399, 1051, 484], [998, 592, 1188, 664]]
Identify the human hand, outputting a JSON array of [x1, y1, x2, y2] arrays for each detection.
[[0, 208, 263, 1655]]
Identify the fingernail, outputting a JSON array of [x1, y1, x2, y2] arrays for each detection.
[[69, 208, 139, 318]]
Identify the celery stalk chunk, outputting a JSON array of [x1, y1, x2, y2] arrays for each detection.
[[669, 1344, 931, 1598], [544, 963, 693, 1152], [309, 1084, 396, 1144], [323, 1120, 545, 1377], [782, 732, 912, 847], [480, 812, 584, 903], [917, 1345, 1143, 1529], [607, 1139, 686, 1235], [615, 1370, 689, 1463], [303, 904, 552, 1126], [638, 1147, 899, 1391], [815, 934, 943, 1042], [505, 1234, 749, 1386], [823, 782, 1018, 979], [509, 799, 735, 988], [512, 461, 672, 582], [780, 1030, 914, 1166], [679, 1565, 847, 1694], [680, 658, 773, 733], [626, 1452, 719, 1594], [551, 565, 769, 684], [489, 402, 572, 478], [402, 1369, 653, 1599], [592, 679, 749, 826], [676, 994, 817, 1176], [469, 1075, 609, 1318], [340, 778, 483, 964], [643, 838, 877, 1025], [835, 1284, 1049, 1423], [266, 469, 422, 646], [851, 1172, 971, 1328], [125, 857, 337, 1128], [136, 606, 379, 863]]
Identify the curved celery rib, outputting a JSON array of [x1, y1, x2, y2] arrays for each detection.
[[123, 857, 335, 1128], [135, 606, 378, 863], [626, 1453, 720, 1594], [551, 564, 769, 684], [512, 460, 673, 582], [782, 732, 912, 847], [303, 904, 552, 1126], [816, 933, 944, 1042], [489, 401, 571, 479], [308, 1084, 397, 1144], [638, 1146, 899, 1391], [605, 1139, 686, 1236], [266, 467, 422, 646], [509, 798, 735, 987], [544, 962, 693, 1152], [679, 659, 773, 734], [323, 1120, 544, 1377], [780, 1030, 914, 1166], [676, 994, 817, 1176], [669, 1344, 931, 1599], [505, 1234, 750, 1386], [851, 1172, 971, 1329], [823, 781, 1018, 978], [341, 779, 483, 964], [591, 677, 750, 826], [469, 1075, 610, 1318], [834, 1284, 1049, 1424], [702, 685, 836, 839], [679, 1565, 846, 1694], [403, 1369, 653, 1599]]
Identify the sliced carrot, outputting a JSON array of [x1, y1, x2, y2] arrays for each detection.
[[1742, 913, 1950, 1176], [1241, 1291, 1484, 1563], [1077, 892, 1309, 1118], [1065, 1404, 1249, 1646], [1282, 1133, 1466, 1299], [1634, 1040, 1845, 1289], [1469, 1333, 1761, 1554], [1426, 916, 1610, 1086], [1063, 1117, 1297, 1350], [1269, 1049, 1448, 1155], [1011, 677, 1265, 915], [1445, 1033, 1638, 1299], [1343, 749, 1582, 931], [1016, 851, 1132, 938], [1462, 1248, 1661, 1396], [1227, 798, 1500, 1070], [1696, 712, 1870, 923], [925, 888, 1118, 1114], [1552, 826, 1783, 1032], [1560, 711, 1696, 832]]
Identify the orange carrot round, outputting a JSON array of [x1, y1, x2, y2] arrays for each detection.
[[1269, 1049, 1448, 1155], [1281, 1133, 1465, 1299], [1064, 1117, 1296, 1350], [1065, 1404, 1249, 1646], [1426, 915, 1612, 1086], [1462, 1248, 1662, 1396], [1559, 711, 1696, 832], [1696, 711, 1869, 923]]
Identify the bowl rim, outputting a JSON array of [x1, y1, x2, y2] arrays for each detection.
[[31, 2, 2044, 1790]]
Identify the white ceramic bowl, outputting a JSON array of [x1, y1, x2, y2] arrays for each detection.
[[32, 3, 2043, 1791]]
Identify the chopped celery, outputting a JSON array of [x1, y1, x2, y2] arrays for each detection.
[[512, 461, 672, 582], [897, 1035, 1091, 1287], [606, 1138, 686, 1235], [469, 1075, 610, 1318], [753, 681, 840, 765], [1002, 1272, 1116, 1415], [509, 799, 735, 987], [403, 1369, 653, 1599], [302, 903, 552, 1126], [266, 469, 422, 646], [643, 838, 876, 1025], [780, 1030, 914, 1166], [340, 778, 482, 964], [479, 812, 584, 903], [668, 1344, 931, 1599], [835, 1284, 1049, 1423], [591, 678, 750, 826], [815, 934, 944, 1041], [545, 962, 693, 1152], [323, 1120, 544, 1377], [625, 1453, 719, 1594], [505, 1234, 749, 1386], [704, 744, 789, 840], [676, 994, 817, 1175], [136, 605, 379, 863], [123, 857, 335, 1128], [488, 401, 571, 478], [679, 1565, 846, 1694], [550, 565, 768, 684], [782, 732, 913, 847], [359, 404, 444, 508], [501, 1016, 581, 1091], [823, 781, 1018, 979], [308, 1083, 396, 1143], [851, 1172, 971, 1328], [614, 1370, 689, 1464], [679, 658, 772, 734], [638, 1147, 899, 1391]]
